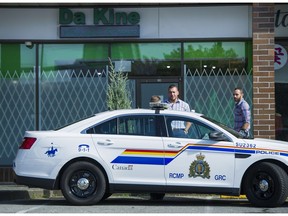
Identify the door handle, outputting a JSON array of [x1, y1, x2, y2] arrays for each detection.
[[97, 140, 113, 146], [167, 143, 182, 148]]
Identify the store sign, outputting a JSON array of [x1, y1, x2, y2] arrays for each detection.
[[275, 6, 288, 37], [59, 8, 140, 38], [275, 9, 288, 28], [275, 44, 288, 70], [59, 8, 140, 25]]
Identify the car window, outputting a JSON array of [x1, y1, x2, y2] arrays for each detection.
[[86, 115, 160, 137], [119, 115, 157, 136], [165, 115, 221, 140], [86, 118, 117, 134]]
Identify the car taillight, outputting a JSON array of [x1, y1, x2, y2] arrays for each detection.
[[19, 137, 37, 149]]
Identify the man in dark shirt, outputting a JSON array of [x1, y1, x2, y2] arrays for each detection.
[[233, 87, 251, 138]]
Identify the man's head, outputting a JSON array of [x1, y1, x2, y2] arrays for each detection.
[[233, 87, 244, 103], [168, 84, 179, 102], [150, 95, 161, 103]]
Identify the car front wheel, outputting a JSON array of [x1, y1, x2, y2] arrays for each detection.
[[60, 161, 106, 205], [244, 162, 288, 207]]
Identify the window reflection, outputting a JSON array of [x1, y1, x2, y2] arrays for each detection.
[[111, 42, 181, 77], [184, 42, 251, 75], [39, 44, 109, 73]]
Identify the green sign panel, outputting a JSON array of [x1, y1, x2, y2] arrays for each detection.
[[59, 8, 140, 25]]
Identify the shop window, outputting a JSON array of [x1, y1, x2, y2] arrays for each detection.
[[39, 43, 109, 77], [111, 42, 181, 76], [184, 41, 252, 75], [183, 41, 253, 127], [0, 43, 35, 76], [275, 41, 288, 141]]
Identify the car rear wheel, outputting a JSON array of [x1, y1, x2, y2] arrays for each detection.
[[244, 162, 288, 207], [60, 161, 106, 205]]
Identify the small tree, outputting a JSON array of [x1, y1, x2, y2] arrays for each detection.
[[107, 59, 131, 110]]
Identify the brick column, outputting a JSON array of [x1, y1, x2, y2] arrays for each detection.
[[252, 3, 275, 139]]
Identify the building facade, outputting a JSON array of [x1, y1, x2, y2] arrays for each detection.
[[0, 3, 287, 181]]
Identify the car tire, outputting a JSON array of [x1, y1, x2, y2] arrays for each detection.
[[150, 193, 165, 200], [101, 193, 112, 201], [244, 162, 288, 207], [60, 161, 106, 205]]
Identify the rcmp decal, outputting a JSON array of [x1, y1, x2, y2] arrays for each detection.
[[45, 146, 58, 157], [111, 143, 286, 165], [169, 173, 184, 178], [189, 153, 210, 179], [215, 175, 226, 181]]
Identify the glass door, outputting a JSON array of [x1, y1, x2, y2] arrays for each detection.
[[137, 79, 180, 109]]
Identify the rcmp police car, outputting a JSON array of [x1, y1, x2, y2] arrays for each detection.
[[13, 103, 288, 207]]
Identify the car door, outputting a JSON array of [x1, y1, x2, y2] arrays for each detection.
[[90, 114, 166, 186], [162, 114, 235, 189]]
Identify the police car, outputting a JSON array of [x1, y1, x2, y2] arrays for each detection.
[[13, 103, 288, 207]]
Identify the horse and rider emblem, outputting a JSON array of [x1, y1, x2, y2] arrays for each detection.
[[45, 146, 58, 157], [189, 153, 210, 179]]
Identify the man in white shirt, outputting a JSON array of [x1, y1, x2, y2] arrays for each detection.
[[164, 84, 191, 137]]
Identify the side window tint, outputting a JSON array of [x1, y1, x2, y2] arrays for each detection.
[[165, 116, 218, 140], [166, 116, 194, 138], [86, 118, 117, 134], [119, 115, 157, 136], [196, 124, 215, 140]]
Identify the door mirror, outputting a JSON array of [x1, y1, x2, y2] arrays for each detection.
[[209, 131, 229, 141]]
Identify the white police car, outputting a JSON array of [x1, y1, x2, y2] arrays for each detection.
[[13, 104, 288, 207]]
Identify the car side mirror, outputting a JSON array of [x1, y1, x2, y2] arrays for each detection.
[[209, 131, 229, 141]]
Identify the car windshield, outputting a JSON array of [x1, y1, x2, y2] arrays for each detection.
[[201, 115, 252, 139]]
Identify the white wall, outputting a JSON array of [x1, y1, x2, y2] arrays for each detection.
[[0, 6, 252, 40], [0, 9, 58, 39]]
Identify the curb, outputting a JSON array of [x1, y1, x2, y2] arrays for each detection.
[[220, 195, 247, 199], [0, 184, 63, 201], [0, 183, 246, 202]]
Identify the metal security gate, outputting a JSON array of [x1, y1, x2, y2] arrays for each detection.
[[0, 66, 251, 166], [184, 65, 253, 129], [0, 68, 137, 166], [0, 69, 109, 165], [39, 69, 109, 130], [0, 71, 35, 166]]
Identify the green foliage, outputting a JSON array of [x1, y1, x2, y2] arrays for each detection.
[[164, 42, 240, 59], [107, 59, 131, 110]]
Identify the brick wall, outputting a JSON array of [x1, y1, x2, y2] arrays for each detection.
[[252, 3, 275, 139]]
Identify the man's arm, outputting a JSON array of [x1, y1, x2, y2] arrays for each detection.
[[184, 122, 192, 134], [242, 122, 250, 130], [184, 102, 192, 134], [241, 101, 251, 131]]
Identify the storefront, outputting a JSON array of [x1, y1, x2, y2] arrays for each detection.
[[275, 5, 288, 141], [0, 3, 285, 181]]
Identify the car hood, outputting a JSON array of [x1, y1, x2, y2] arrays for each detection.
[[249, 138, 288, 150]]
